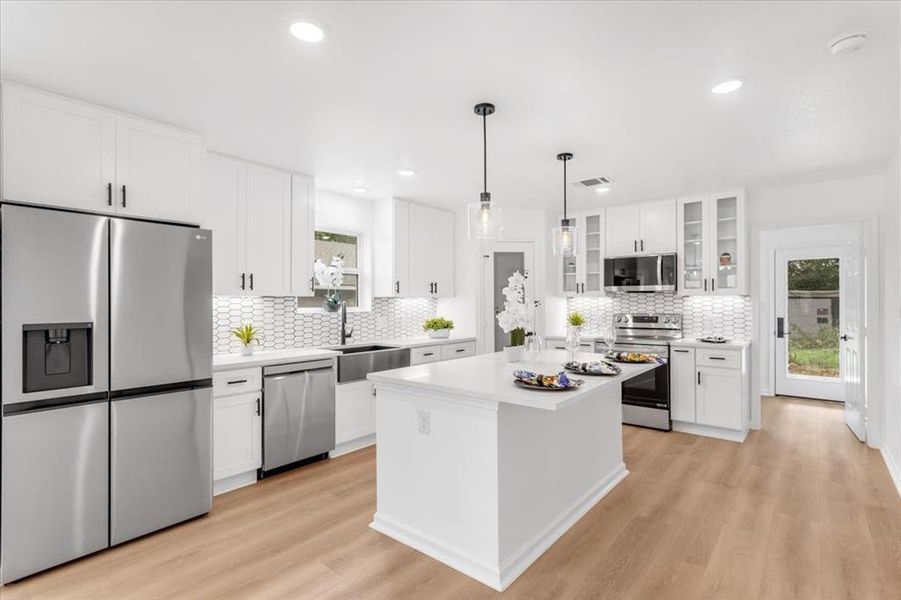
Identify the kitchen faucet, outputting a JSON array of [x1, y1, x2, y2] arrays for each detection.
[[340, 300, 354, 345]]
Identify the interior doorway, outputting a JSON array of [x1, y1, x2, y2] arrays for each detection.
[[481, 242, 535, 353]]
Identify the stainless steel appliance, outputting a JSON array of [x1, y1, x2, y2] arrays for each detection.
[[604, 253, 677, 292], [599, 312, 683, 431], [1, 204, 213, 584], [261, 359, 336, 475]]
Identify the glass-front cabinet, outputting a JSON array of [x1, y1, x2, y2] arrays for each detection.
[[677, 190, 747, 296], [558, 210, 605, 296]]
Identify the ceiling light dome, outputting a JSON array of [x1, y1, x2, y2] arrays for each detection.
[[712, 80, 743, 94], [830, 32, 868, 55], [290, 22, 325, 43], [397, 169, 416, 177]]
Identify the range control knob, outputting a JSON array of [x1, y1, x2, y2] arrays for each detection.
[[664, 316, 671, 323], [615, 316, 622, 323]]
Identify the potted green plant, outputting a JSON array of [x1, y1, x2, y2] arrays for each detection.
[[423, 316, 455, 339], [231, 323, 261, 356]]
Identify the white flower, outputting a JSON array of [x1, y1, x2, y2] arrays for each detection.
[[496, 270, 533, 333], [313, 256, 345, 288]]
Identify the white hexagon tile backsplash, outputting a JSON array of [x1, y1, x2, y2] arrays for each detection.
[[213, 296, 437, 355], [567, 294, 752, 340]]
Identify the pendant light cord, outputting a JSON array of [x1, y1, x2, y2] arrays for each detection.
[[482, 113, 487, 194], [563, 158, 568, 220]]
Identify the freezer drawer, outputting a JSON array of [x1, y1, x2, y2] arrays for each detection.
[[263, 361, 336, 472], [111, 387, 212, 545], [110, 218, 212, 391], [1, 401, 109, 584]]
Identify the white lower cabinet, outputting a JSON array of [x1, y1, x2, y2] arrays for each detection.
[[213, 368, 263, 495], [335, 380, 376, 447], [669, 343, 749, 442]]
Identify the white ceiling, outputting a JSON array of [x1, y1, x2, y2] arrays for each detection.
[[1, 1, 898, 212]]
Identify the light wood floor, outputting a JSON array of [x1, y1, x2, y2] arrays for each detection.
[[4, 396, 900, 600]]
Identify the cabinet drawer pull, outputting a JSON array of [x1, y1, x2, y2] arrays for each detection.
[[554, 346, 566, 350], [708, 356, 726, 361], [455, 348, 466, 353], [422, 352, 434, 357], [121, 184, 127, 208], [107, 182, 112, 206], [673, 349, 689, 353], [227, 379, 248, 385]]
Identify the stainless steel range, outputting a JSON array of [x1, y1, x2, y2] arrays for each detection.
[[599, 312, 683, 431]]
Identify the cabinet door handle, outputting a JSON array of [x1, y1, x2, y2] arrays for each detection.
[[711, 278, 715, 292], [107, 182, 112, 206], [704, 279, 707, 292], [673, 349, 689, 353], [241, 273, 246, 290], [256, 398, 261, 416], [121, 184, 127, 208], [395, 280, 400, 294], [634, 240, 637, 252], [697, 372, 701, 385], [435, 282, 439, 294], [310, 277, 315, 292], [227, 379, 248, 385], [640, 239, 644, 252], [249, 273, 254, 290]]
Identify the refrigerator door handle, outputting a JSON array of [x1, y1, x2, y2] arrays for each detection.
[[121, 184, 126, 208]]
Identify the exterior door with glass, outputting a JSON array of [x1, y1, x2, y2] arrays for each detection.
[[774, 247, 863, 422]]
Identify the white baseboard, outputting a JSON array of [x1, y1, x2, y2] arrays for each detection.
[[497, 463, 629, 590], [880, 445, 901, 499], [213, 470, 257, 496], [672, 421, 748, 443], [329, 434, 375, 458], [370, 463, 629, 592]]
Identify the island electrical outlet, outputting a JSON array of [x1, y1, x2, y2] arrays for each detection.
[[418, 410, 430, 435]]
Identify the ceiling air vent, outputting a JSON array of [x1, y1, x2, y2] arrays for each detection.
[[573, 176, 612, 188]]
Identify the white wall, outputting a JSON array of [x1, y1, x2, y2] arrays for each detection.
[[880, 148, 901, 496]]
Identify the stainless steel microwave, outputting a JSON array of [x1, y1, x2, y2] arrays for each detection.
[[604, 253, 677, 292]]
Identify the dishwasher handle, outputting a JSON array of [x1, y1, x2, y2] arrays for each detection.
[[263, 359, 335, 377]]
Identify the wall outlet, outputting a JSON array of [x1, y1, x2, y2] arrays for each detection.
[[417, 410, 430, 435]]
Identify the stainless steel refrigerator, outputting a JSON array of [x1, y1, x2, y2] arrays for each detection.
[[0, 204, 213, 584]]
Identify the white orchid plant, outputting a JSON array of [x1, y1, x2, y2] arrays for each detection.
[[314, 255, 345, 310], [496, 270, 531, 347]]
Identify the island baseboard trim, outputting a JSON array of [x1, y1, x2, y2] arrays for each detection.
[[672, 421, 748, 442], [497, 462, 629, 590], [369, 513, 503, 590]]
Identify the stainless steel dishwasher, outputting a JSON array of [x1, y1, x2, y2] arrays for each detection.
[[261, 359, 336, 475]]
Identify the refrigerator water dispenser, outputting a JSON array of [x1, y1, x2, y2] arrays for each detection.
[[22, 323, 93, 392]]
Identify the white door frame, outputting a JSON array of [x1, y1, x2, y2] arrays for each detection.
[[479, 242, 537, 355], [757, 220, 880, 447]]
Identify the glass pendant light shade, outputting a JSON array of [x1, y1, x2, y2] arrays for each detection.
[[468, 103, 503, 240], [552, 218, 578, 256], [551, 152, 576, 256], [468, 193, 504, 240]]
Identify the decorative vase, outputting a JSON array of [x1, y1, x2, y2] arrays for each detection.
[[428, 329, 450, 339], [240, 344, 255, 356], [504, 345, 525, 362], [566, 325, 582, 358]]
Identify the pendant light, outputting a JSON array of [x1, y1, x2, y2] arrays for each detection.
[[552, 152, 578, 256], [468, 102, 504, 240]]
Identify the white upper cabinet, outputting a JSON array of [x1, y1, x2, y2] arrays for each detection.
[[204, 153, 314, 297], [559, 210, 605, 297], [114, 115, 202, 223], [1, 83, 202, 223], [605, 199, 676, 256], [2, 84, 116, 212], [677, 189, 747, 296], [605, 203, 640, 256], [374, 198, 454, 298], [243, 164, 292, 297]]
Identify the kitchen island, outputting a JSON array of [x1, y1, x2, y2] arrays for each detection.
[[366, 349, 658, 591]]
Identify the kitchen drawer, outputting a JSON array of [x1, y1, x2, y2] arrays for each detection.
[[411, 345, 443, 365], [213, 367, 262, 396], [696, 349, 740, 369], [547, 339, 594, 351], [441, 341, 476, 361]]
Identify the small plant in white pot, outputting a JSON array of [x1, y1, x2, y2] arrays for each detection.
[[423, 317, 454, 339], [232, 323, 261, 356], [496, 271, 531, 362]]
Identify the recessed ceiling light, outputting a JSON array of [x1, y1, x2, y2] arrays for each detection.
[[397, 169, 416, 177], [595, 186, 611, 195], [353, 186, 369, 194], [712, 80, 743, 94], [289, 22, 325, 43], [830, 32, 868, 55]]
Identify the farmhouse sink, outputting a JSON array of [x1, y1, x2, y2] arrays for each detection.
[[322, 344, 411, 383]]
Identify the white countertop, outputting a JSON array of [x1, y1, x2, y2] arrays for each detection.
[[212, 336, 477, 371], [670, 339, 750, 349], [367, 349, 658, 411], [213, 348, 340, 371]]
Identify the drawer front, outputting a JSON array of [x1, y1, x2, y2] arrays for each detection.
[[696, 349, 740, 369], [441, 341, 476, 361], [411, 345, 443, 365], [213, 367, 262, 396], [547, 339, 594, 351]]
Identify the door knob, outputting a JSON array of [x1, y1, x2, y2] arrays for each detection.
[[840, 334, 850, 341]]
